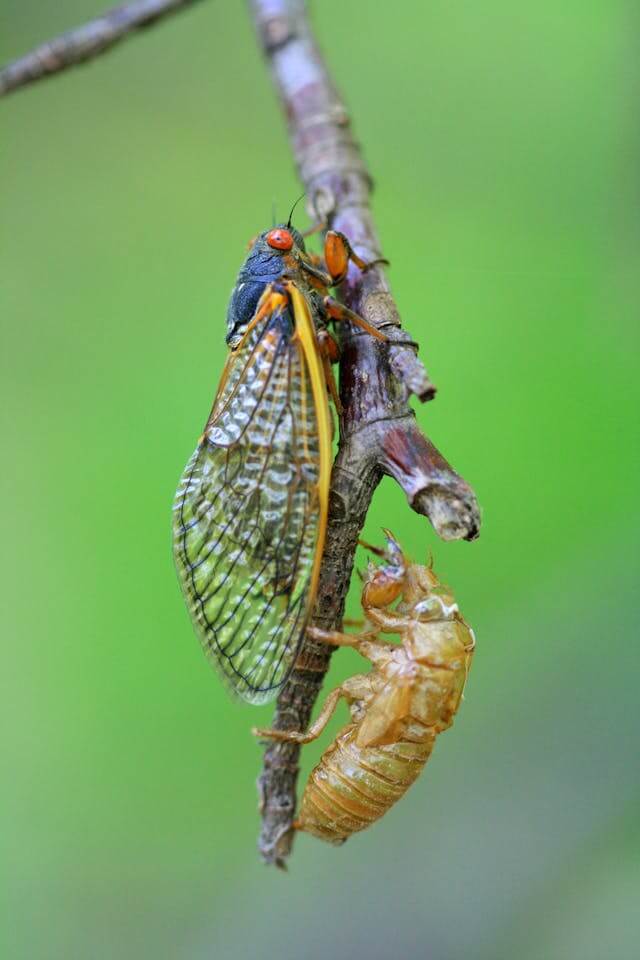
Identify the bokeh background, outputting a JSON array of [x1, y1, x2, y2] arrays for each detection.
[[2, 2, 638, 958]]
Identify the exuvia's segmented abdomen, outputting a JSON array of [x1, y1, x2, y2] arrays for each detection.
[[297, 725, 437, 844]]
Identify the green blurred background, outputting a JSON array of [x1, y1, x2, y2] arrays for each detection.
[[2, 2, 638, 958]]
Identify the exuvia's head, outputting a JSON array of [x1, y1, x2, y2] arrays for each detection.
[[360, 530, 407, 609], [359, 532, 463, 625]]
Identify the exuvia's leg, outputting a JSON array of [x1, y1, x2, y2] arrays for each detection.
[[252, 686, 345, 744], [308, 624, 395, 667], [307, 625, 366, 648], [364, 605, 411, 633]]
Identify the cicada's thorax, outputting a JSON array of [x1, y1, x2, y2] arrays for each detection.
[[295, 566, 474, 845], [225, 226, 328, 347], [382, 620, 473, 737]]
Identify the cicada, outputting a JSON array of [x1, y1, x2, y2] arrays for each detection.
[[254, 532, 476, 844], [173, 217, 384, 703]]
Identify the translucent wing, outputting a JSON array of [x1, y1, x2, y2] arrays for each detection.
[[173, 285, 331, 703]]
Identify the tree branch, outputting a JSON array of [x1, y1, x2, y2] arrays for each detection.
[[4, 0, 480, 867], [249, 0, 481, 867], [0, 0, 205, 97]]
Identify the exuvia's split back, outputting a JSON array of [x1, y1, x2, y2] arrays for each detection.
[[254, 532, 475, 842], [173, 223, 386, 703]]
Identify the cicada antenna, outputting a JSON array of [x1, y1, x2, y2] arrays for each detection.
[[271, 199, 277, 228], [287, 192, 306, 228]]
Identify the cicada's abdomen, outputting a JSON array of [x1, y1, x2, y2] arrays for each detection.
[[296, 727, 436, 844]]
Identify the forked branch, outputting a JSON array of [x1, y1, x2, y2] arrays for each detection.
[[0, 0, 205, 97], [249, 0, 480, 866]]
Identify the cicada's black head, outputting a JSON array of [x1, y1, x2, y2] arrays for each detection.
[[226, 225, 307, 344], [245, 225, 307, 277]]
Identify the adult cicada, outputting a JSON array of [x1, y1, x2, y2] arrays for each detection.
[[173, 217, 384, 703]]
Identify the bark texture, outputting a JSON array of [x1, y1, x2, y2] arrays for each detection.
[[250, 0, 480, 867]]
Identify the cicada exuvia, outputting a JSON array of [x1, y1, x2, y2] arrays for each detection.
[[173, 218, 384, 703], [254, 532, 476, 843]]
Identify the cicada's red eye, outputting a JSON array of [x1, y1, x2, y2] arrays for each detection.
[[266, 228, 294, 251]]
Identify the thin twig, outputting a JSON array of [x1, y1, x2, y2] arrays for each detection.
[[249, 0, 481, 867], [0, 0, 205, 97]]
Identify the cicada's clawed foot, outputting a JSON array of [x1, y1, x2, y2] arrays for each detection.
[[307, 625, 360, 648], [323, 296, 387, 342], [252, 725, 308, 744], [361, 256, 390, 273]]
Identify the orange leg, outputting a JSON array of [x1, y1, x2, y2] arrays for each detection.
[[302, 219, 328, 239], [317, 328, 342, 418], [323, 296, 386, 341], [324, 230, 389, 284], [324, 230, 367, 283], [305, 250, 327, 269], [321, 350, 342, 420]]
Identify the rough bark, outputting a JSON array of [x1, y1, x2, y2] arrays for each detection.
[[0, 0, 204, 96], [250, 0, 480, 867]]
